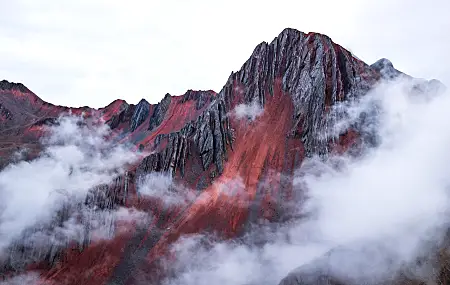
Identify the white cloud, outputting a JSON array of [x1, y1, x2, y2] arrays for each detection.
[[3, 205, 151, 272], [115, 207, 151, 225], [232, 99, 264, 121], [159, 77, 450, 285], [215, 176, 246, 198], [166, 235, 263, 285], [137, 172, 195, 207], [0, 272, 41, 285], [0, 115, 139, 256]]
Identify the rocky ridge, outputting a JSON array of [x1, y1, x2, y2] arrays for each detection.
[[0, 28, 445, 285]]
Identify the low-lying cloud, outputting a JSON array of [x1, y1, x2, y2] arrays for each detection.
[[0, 115, 145, 272], [0, 272, 41, 285], [1, 76, 448, 285], [137, 172, 196, 207], [162, 77, 450, 285], [232, 99, 264, 121]]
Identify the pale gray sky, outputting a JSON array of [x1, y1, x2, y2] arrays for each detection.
[[0, 0, 448, 107]]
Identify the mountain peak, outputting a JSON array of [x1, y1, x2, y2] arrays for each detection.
[[1, 28, 447, 285], [276, 27, 326, 39], [0, 79, 32, 93], [370, 58, 403, 79]]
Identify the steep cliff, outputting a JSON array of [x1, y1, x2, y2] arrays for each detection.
[[0, 28, 445, 285]]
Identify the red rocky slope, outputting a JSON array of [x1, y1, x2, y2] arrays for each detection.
[[0, 28, 444, 285]]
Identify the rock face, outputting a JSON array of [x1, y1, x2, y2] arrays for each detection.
[[0, 28, 445, 285], [130, 99, 150, 132], [371, 58, 403, 80]]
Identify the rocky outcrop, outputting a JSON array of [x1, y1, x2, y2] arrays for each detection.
[[85, 171, 136, 210], [0, 80, 30, 93], [106, 104, 135, 130], [371, 58, 403, 80], [130, 99, 150, 132], [215, 29, 380, 158], [0, 103, 13, 121], [371, 58, 445, 96], [149, 94, 171, 131], [139, 98, 232, 179], [135, 29, 380, 183], [105, 90, 216, 137], [180, 89, 216, 110]]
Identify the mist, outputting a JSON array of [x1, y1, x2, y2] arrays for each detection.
[[1, 74, 449, 284], [162, 77, 450, 285], [232, 98, 264, 121], [0, 115, 145, 270], [137, 172, 196, 207], [0, 272, 41, 285]]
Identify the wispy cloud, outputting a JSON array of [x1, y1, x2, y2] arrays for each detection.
[[232, 99, 264, 121], [0, 115, 143, 271], [137, 172, 196, 207], [0, 272, 41, 285]]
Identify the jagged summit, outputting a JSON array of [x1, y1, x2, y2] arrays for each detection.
[[267, 28, 333, 47], [370, 58, 445, 96], [0, 79, 31, 93], [136, 98, 149, 105], [372, 57, 394, 68], [371, 57, 403, 79], [104, 98, 129, 107]]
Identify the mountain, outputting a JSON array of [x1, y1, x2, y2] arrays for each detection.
[[0, 28, 446, 285]]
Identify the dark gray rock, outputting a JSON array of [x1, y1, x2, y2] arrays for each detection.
[[222, 28, 379, 157], [130, 99, 150, 132], [180, 90, 216, 110], [371, 58, 403, 80], [138, 98, 232, 178], [0, 103, 13, 121], [149, 93, 171, 131], [107, 104, 134, 130], [0, 80, 30, 93], [137, 29, 381, 181]]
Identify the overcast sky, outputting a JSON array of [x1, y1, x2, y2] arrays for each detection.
[[0, 0, 448, 108]]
